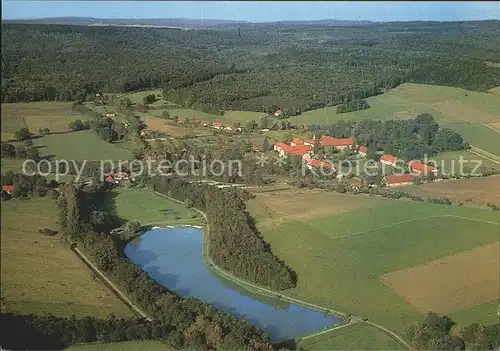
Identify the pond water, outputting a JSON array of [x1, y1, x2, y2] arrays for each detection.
[[124, 227, 342, 341]]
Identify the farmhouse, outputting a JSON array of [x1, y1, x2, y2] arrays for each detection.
[[290, 137, 305, 147], [304, 135, 355, 150], [358, 145, 368, 157], [307, 159, 335, 171], [273, 142, 312, 158], [105, 175, 118, 185], [385, 174, 415, 187], [273, 109, 283, 117], [113, 172, 129, 181], [408, 161, 438, 175], [2, 185, 15, 195], [380, 154, 398, 167], [213, 122, 222, 129]]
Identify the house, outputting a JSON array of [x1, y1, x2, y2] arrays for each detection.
[[140, 130, 147, 137], [113, 172, 129, 181], [304, 136, 354, 150], [105, 113, 116, 118], [260, 128, 270, 132], [408, 161, 438, 175], [385, 174, 415, 187], [358, 145, 368, 157], [290, 138, 304, 147], [2, 185, 15, 195], [225, 126, 233, 131], [380, 154, 398, 167], [213, 122, 222, 129], [200, 121, 210, 127], [273, 109, 283, 117], [307, 159, 335, 171], [287, 145, 313, 157], [104, 175, 117, 185]]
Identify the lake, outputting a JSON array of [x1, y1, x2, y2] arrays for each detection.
[[124, 227, 342, 341]]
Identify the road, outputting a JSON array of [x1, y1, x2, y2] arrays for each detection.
[[153, 191, 415, 350], [68, 238, 153, 322], [469, 146, 500, 165]]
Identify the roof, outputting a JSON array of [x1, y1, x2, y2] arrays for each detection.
[[308, 159, 334, 168], [104, 175, 115, 183], [358, 145, 368, 153], [2, 185, 15, 193], [386, 174, 415, 185], [288, 145, 313, 156], [380, 154, 398, 164], [291, 138, 304, 145], [214, 122, 222, 126], [321, 136, 354, 147], [114, 172, 128, 178], [408, 161, 437, 173]]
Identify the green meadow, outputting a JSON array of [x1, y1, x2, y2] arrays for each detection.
[[448, 123, 500, 157]]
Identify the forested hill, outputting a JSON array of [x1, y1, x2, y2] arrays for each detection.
[[2, 21, 500, 114]]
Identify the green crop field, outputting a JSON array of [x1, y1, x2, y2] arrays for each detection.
[[1, 197, 132, 318], [298, 323, 404, 350], [1, 102, 89, 137], [66, 340, 170, 351], [291, 83, 500, 125], [32, 130, 133, 161], [448, 124, 500, 157], [247, 195, 500, 331], [450, 300, 500, 326], [121, 89, 166, 107], [106, 188, 201, 227], [431, 150, 500, 173]]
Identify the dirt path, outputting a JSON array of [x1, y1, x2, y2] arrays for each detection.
[[299, 320, 359, 340], [68, 238, 153, 321], [469, 146, 500, 165], [153, 191, 415, 350]]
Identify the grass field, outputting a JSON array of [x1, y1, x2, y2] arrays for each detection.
[[298, 323, 404, 350], [247, 191, 500, 331], [67, 340, 169, 350], [488, 122, 500, 133], [1, 197, 132, 318], [431, 150, 500, 174], [121, 90, 165, 107], [1, 102, 89, 139], [32, 130, 133, 161], [106, 188, 201, 227], [402, 175, 500, 207], [448, 124, 500, 157], [489, 86, 500, 96], [450, 300, 500, 326], [292, 83, 500, 125]]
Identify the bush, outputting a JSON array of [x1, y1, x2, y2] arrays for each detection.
[[38, 228, 59, 236]]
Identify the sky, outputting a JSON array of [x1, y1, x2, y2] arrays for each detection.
[[2, 1, 500, 22]]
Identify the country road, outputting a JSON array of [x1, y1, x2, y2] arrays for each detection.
[[153, 191, 415, 350]]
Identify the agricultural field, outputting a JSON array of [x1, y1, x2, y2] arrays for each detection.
[[141, 115, 211, 137], [488, 122, 500, 133], [66, 340, 170, 351], [120, 89, 166, 107], [431, 150, 500, 174], [1, 102, 89, 139], [105, 187, 201, 227], [292, 83, 500, 125], [489, 86, 500, 96], [1, 197, 132, 318], [402, 175, 500, 207], [297, 323, 404, 351], [32, 130, 133, 161], [246, 190, 500, 331], [448, 123, 500, 157]]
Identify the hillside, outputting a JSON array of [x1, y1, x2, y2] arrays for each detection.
[[2, 21, 500, 116]]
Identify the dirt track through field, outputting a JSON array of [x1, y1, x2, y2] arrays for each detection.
[[381, 242, 500, 314]]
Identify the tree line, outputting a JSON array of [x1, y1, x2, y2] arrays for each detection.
[[149, 176, 297, 290], [53, 182, 276, 350]]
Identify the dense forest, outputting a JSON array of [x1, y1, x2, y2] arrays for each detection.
[[50, 182, 276, 350], [2, 21, 500, 115], [149, 176, 297, 290]]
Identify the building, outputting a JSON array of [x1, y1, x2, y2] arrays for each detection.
[[273, 142, 312, 158], [290, 138, 304, 147], [105, 113, 116, 118], [307, 159, 335, 171], [104, 175, 117, 185], [380, 154, 398, 167], [304, 136, 355, 150], [273, 109, 283, 117], [385, 174, 415, 187], [113, 172, 129, 181], [2, 185, 15, 195], [358, 145, 368, 157], [408, 161, 438, 175], [213, 122, 222, 129]]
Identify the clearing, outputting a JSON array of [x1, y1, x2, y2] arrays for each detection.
[[0, 197, 132, 318], [1, 102, 88, 139], [297, 323, 404, 350], [248, 194, 500, 330], [292, 83, 500, 125], [105, 187, 201, 227], [448, 124, 500, 157], [381, 242, 499, 315], [402, 175, 500, 207], [33, 130, 133, 161]]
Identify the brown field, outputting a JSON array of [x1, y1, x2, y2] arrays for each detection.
[[141, 115, 211, 137], [1, 102, 87, 135], [257, 190, 389, 220], [1, 197, 132, 318], [402, 175, 500, 207], [381, 242, 500, 315], [488, 122, 500, 133], [431, 100, 500, 124]]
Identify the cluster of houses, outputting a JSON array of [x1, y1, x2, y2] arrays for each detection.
[[273, 135, 440, 187], [104, 171, 133, 186]]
